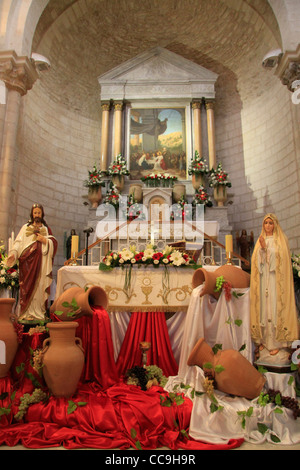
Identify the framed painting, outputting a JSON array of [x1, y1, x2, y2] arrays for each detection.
[[128, 107, 187, 181]]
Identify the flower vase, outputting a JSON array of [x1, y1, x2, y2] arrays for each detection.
[[213, 185, 227, 206], [187, 338, 266, 399], [42, 322, 85, 397], [172, 184, 186, 203], [0, 298, 18, 378], [192, 174, 204, 190], [0, 289, 12, 298], [129, 184, 143, 202], [112, 175, 125, 192], [88, 185, 102, 208]]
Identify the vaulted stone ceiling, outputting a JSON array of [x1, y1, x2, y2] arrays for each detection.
[[32, 0, 282, 120]]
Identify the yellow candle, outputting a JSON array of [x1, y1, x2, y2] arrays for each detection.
[[225, 234, 233, 253], [71, 235, 79, 255]]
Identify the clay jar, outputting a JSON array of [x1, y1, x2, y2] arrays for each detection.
[[192, 264, 250, 299], [187, 338, 266, 400], [0, 298, 18, 378], [50, 285, 108, 321], [42, 322, 85, 397]]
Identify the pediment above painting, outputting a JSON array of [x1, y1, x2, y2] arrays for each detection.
[[98, 47, 218, 101]]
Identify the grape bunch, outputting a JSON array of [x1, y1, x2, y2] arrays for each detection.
[[14, 388, 47, 421], [268, 389, 300, 420], [13, 322, 24, 344], [215, 276, 225, 292], [223, 282, 232, 301], [126, 366, 148, 391]]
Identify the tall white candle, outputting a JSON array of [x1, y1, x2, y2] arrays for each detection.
[[225, 234, 233, 253], [71, 235, 79, 256]]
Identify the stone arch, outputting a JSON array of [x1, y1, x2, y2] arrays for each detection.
[[0, 0, 49, 55], [268, 0, 300, 50]]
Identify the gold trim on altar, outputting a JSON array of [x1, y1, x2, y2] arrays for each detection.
[[56, 265, 195, 313]]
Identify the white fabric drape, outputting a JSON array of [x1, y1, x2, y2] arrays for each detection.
[[164, 286, 300, 446]]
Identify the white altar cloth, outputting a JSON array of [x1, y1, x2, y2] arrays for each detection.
[[55, 265, 198, 312]]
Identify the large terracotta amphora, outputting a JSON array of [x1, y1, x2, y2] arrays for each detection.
[[187, 338, 265, 399], [50, 285, 108, 321], [192, 264, 250, 299], [0, 298, 18, 378], [42, 322, 85, 397]]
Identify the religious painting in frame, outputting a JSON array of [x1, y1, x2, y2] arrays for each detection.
[[128, 107, 187, 181]]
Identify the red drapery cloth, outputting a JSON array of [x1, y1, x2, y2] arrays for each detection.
[[0, 307, 244, 450], [74, 306, 119, 389], [0, 377, 243, 450], [116, 311, 178, 378]]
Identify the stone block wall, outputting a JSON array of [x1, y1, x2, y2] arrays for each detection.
[[216, 76, 300, 252], [14, 81, 101, 273]]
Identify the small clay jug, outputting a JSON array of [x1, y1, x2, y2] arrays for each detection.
[[0, 298, 18, 378], [187, 338, 265, 400], [42, 322, 85, 397], [192, 264, 250, 299], [50, 285, 108, 321]]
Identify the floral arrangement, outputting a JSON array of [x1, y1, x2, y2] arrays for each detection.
[[84, 164, 105, 188], [0, 242, 19, 291], [171, 195, 192, 220], [208, 162, 231, 188], [188, 151, 209, 175], [103, 183, 120, 209], [141, 173, 177, 187], [126, 193, 145, 221], [107, 154, 130, 176], [99, 244, 199, 270], [192, 186, 213, 207]]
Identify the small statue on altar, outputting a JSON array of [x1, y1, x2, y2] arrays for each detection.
[[236, 229, 254, 269], [6, 204, 57, 323], [66, 229, 76, 260], [250, 213, 298, 365]]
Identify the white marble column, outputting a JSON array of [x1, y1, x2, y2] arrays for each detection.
[[206, 100, 216, 169], [100, 102, 110, 172]]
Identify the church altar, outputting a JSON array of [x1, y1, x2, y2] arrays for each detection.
[[55, 265, 214, 313], [55, 266, 218, 312]]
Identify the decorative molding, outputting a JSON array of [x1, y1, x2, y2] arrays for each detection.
[[275, 44, 300, 91], [0, 50, 39, 96], [98, 47, 218, 102]]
